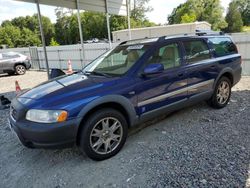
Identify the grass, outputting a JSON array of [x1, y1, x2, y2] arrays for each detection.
[[242, 26, 250, 32]]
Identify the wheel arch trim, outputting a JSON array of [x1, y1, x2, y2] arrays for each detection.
[[76, 95, 138, 127], [214, 68, 234, 89]]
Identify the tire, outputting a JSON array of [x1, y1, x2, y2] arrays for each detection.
[[15, 65, 26, 75], [207, 76, 232, 109], [79, 108, 128, 161]]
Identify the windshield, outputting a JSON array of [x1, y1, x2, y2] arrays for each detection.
[[83, 44, 149, 76]]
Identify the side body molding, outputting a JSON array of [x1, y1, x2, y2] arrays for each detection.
[[77, 95, 138, 127]]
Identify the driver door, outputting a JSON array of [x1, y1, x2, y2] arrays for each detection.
[[135, 42, 188, 115]]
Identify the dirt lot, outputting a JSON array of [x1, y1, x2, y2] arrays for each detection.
[[0, 71, 250, 188]]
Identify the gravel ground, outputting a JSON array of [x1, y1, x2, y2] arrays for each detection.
[[0, 71, 250, 188]]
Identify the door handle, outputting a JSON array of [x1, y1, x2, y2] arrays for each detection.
[[178, 73, 184, 77], [210, 65, 216, 69]]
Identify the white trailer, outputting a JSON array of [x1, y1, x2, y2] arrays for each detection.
[[112, 22, 211, 42]]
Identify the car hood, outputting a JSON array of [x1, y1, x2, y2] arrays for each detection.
[[18, 73, 119, 102]]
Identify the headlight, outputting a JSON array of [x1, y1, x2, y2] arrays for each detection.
[[26, 109, 68, 123]]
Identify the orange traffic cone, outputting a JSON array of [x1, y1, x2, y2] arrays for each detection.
[[15, 80, 21, 94], [67, 60, 73, 74]]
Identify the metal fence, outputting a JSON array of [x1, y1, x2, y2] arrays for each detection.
[[0, 43, 118, 70], [0, 33, 250, 75], [230, 33, 250, 76]]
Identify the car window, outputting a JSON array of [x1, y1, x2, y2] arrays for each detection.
[[2, 53, 20, 59], [183, 40, 210, 64], [146, 43, 181, 70], [83, 45, 149, 76], [208, 37, 237, 57]]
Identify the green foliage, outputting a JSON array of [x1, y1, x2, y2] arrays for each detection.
[[1, 14, 54, 45], [168, 0, 228, 30], [55, 12, 107, 45], [19, 28, 41, 46], [230, 0, 250, 26], [0, 24, 41, 47], [181, 13, 197, 23], [131, 0, 153, 21], [243, 26, 250, 32], [233, 0, 250, 26], [0, 25, 21, 48], [54, 3, 155, 45], [225, 1, 243, 32], [49, 37, 59, 46]]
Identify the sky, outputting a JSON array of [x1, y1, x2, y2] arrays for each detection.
[[0, 0, 231, 25]]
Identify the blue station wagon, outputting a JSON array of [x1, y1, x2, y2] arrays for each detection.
[[9, 31, 242, 160]]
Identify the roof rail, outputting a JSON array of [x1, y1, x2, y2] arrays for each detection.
[[118, 30, 225, 46], [119, 37, 159, 45], [195, 29, 224, 36]]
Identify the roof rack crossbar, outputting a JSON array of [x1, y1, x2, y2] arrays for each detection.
[[195, 29, 224, 36]]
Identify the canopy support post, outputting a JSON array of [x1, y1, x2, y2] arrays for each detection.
[[126, 0, 131, 40], [36, 0, 50, 79], [105, 0, 112, 49], [76, 0, 85, 67]]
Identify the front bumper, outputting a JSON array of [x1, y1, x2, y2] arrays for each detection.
[[9, 112, 81, 149], [24, 60, 31, 70]]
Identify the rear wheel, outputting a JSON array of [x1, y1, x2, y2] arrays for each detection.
[[15, 65, 26, 75], [79, 108, 128, 161], [207, 76, 231, 109]]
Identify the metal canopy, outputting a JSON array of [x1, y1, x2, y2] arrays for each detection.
[[16, 0, 127, 16]]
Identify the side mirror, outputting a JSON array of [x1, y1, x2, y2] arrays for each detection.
[[143, 63, 164, 75], [49, 68, 65, 79]]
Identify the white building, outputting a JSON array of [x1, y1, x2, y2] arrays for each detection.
[[112, 22, 211, 42]]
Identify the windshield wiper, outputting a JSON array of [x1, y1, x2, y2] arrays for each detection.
[[84, 71, 112, 77]]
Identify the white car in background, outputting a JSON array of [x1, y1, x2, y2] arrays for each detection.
[[0, 52, 31, 75]]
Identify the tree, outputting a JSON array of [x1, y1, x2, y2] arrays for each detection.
[[49, 37, 59, 46], [1, 14, 55, 45], [0, 25, 21, 48], [131, 0, 152, 21], [232, 0, 250, 26], [181, 13, 197, 23], [19, 28, 41, 47], [225, 1, 243, 32], [55, 12, 107, 45], [130, 0, 155, 27], [168, 0, 228, 30]]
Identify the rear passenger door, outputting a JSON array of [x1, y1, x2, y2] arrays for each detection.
[[182, 39, 219, 97]]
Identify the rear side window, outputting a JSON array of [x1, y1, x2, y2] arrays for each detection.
[[183, 40, 210, 64], [2, 53, 20, 59], [208, 37, 237, 57]]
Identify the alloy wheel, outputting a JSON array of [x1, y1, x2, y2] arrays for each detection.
[[90, 117, 123, 155], [216, 81, 230, 105], [16, 65, 25, 75]]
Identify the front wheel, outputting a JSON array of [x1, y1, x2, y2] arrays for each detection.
[[79, 108, 128, 161], [207, 76, 232, 109], [15, 65, 26, 75]]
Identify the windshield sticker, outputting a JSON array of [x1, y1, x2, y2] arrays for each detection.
[[127, 45, 144, 50]]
